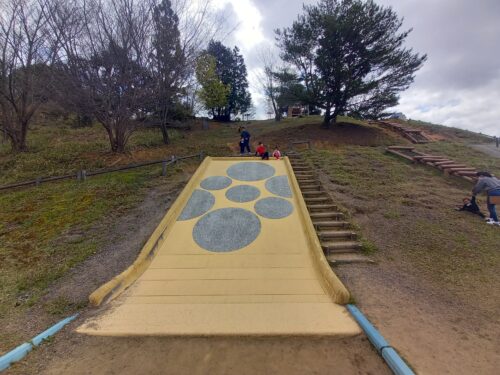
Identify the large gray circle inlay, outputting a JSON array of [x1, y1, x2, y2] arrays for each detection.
[[193, 208, 261, 252], [225, 185, 261, 203], [200, 176, 232, 190], [265, 175, 292, 198], [227, 162, 275, 181], [177, 189, 215, 221], [254, 197, 293, 219]]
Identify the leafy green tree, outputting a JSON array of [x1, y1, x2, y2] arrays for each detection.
[[195, 54, 230, 114], [205, 41, 251, 122], [276, 0, 426, 127]]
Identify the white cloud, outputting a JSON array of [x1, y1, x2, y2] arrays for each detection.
[[219, 0, 500, 135], [213, 0, 265, 50], [394, 77, 500, 136]]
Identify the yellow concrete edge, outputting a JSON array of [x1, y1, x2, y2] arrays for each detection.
[[88, 156, 213, 306], [283, 156, 351, 304]]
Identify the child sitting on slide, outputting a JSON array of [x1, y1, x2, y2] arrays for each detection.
[[272, 145, 281, 160], [255, 142, 269, 160], [455, 196, 485, 219]]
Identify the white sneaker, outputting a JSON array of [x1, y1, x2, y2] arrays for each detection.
[[485, 220, 499, 225]]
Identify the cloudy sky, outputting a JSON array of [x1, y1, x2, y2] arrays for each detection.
[[211, 0, 500, 136]]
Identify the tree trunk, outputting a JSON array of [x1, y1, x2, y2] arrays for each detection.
[[272, 100, 281, 122], [322, 105, 332, 128], [6, 125, 28, 152], [160, 106, 170, 145], [160, 123, 170, 145]]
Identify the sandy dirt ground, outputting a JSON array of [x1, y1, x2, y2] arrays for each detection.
[[7, 330, 390, 374]]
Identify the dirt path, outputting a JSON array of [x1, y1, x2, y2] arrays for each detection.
[[8, 330, 390, 374], [470, 143, 500, 159]]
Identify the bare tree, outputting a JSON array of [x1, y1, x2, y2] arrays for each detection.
[[255, 46, 282, 122], [0, 0, 54, 152], [46, 0, 156, 153]]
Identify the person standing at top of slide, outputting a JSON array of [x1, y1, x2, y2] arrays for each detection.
[[240, 127, 251, 153], [472, 171, 500, 225]]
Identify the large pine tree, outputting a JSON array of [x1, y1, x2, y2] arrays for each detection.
[[276, 0, 426, 127], [204, 41, 252, 122]]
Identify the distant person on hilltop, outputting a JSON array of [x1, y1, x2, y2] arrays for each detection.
[[255, 142, 269, 160], [240, 127, 251, 154], [472, 171, 500, 225]]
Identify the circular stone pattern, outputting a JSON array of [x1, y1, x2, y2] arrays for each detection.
[[200, 176, 232, 190], [226, 162, 275, 181], [225, 185, 261, 203], [254, 197, 293, 219], [265, 175, 292, 198], [177, 189, 215, 221], [193, 208, 261, 252]]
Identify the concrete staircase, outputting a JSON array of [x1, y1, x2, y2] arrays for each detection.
[[287, 152, 373, 266]]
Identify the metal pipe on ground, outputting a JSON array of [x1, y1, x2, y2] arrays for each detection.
[[0, 314, 78, 372], [346, 305, 414, 375]]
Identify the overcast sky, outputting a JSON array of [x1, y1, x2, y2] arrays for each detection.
[[212, 0, 500, 136]]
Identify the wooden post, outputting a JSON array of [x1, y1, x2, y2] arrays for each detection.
[[81, 170, 86, 181], [171, 155, 176, 164], [202, 118, 209, 130], [199, 151, 205, 160], [496, 136, 499, 148], [162, 161, 167, 176], [35, 177, 41, 186]]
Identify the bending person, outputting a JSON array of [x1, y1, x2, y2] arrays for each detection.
[[472, 171, 500, 225]]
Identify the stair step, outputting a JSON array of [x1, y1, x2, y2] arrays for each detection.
[[313, 221, 350, 228], [327, 254, 375, 265], [305, 196, 330, 203], [298, 179, 319, 184], [302, 190, 327, 196], [307, 204, 337, 210], [321, 241, 362, 253], [301, 185, 322, 191], [319, 230, 356, 240], [310, 211, 345, 219]]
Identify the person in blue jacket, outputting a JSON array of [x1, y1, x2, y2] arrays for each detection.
[[240, 127, 251, 154]]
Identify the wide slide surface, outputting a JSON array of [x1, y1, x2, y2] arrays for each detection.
[[77, 157, 360, 336]]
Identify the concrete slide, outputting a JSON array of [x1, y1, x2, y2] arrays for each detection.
[[77, 157, 360, 336]]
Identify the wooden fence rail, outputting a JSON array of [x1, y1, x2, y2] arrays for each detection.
[[0, 152, 204, 192]]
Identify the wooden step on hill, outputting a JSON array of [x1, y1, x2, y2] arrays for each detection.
[[370, 120, 431, 144], [287, 150, 373, 266], [386, 146, 478, 182]]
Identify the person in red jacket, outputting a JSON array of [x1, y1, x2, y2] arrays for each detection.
[[255, 142, 269, 160]]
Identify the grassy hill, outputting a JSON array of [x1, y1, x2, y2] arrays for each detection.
[[1, 115, 499, 357]]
